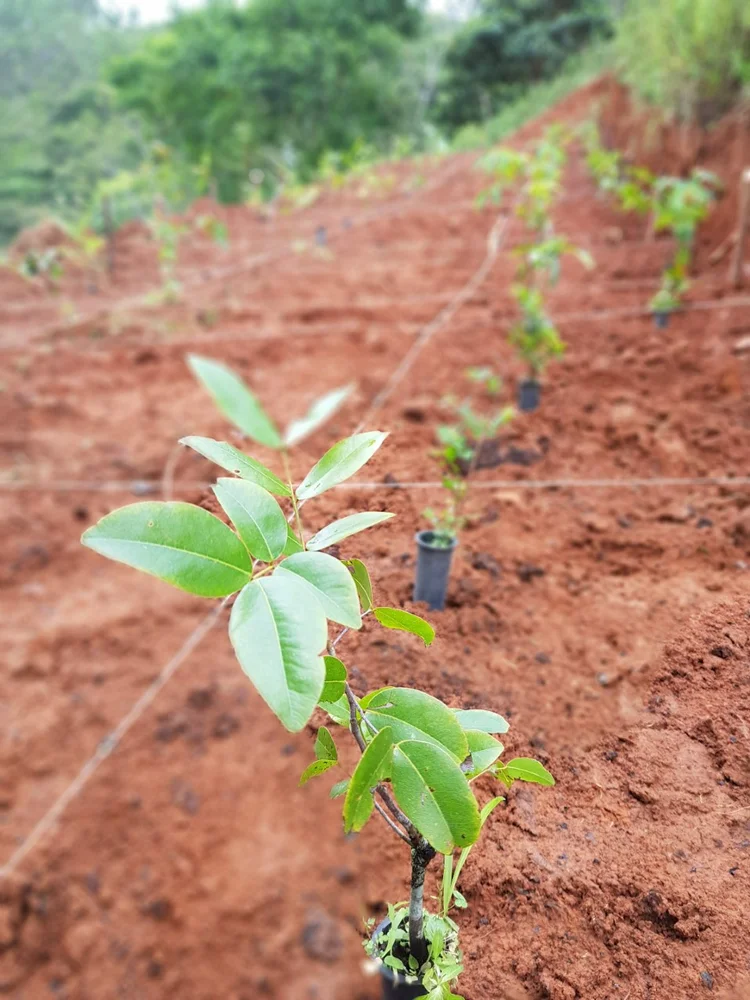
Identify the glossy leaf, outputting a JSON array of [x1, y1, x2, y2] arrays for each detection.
[[346, 558, 373, 612], [504, 758, 555, 786], [307, 511, 394, 552], [454, 709, 509, 735], [187, 354, 282, 449], [344, 727, 394, 833], [296, 431, 388, 500], [373, 607, 434, 646], [284, 384, 353, 447], [228, 575, 327, 732], [283, 524, 304, 556], [330, 778, 350, 799], [363, 688, 468, 761], [321, 656, 347, 702], [213, 478, 288, 562], [315, 726, 337, 762], [464, 731, 504, 779], [391, 740, 480, 855], [81, 501, 251, 597], [179, 436, 291, 496], [299, 759, 336, 786], [276, 551, 361, 628]]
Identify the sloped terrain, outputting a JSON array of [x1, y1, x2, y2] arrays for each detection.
[[0, 77, 748, 999]]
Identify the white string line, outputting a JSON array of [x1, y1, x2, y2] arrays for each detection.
[[0, 596, 230, 879], [3, 474, 750, 493], [0, 203, 510, 877]]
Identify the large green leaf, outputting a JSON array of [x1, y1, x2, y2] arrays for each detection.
[[343, 727, 394, 833], [503, 758, 555, 786], [284, 384, 353, 447], [213, 478, 288, 562], [320, 656, 347, 702], [345, 558, 373, 612], [464, 731, 504, 780], [391, 740, 480, 855], [276, 551, 361, 628], [228, 575, 327, 731], [187, 354, 282, 449], [81, 501, 251, 597], [454, 709, 509, 735], [373, 607, 434, 646], [296, 431, 388, 500], [363, 688, 468, 761], [307, 511, 394, 552], [180, 436, 291, 496]]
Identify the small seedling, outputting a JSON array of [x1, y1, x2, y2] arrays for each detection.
[[81, 356, 553, 998], [19, 248, 63, 287], [417, 370, 514, 610]]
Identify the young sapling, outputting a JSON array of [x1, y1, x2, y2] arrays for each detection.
[[81, 357, 553, 999], [416, 368, 514, 610]]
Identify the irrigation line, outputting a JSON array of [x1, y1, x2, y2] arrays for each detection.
[[0, 201, 511, 877], [0, 596, 230, 879], [4, 474, 750, 494]]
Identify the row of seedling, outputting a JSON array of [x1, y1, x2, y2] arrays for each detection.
[[478, 127, 593, 410], [580, 122, 719, 327], [81, 355, 555, 1000]]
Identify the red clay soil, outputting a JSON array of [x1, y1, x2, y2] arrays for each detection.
[[1, 80, 749, 999]]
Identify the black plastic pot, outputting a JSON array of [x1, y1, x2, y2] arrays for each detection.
[[413, 530, 457, 611], [518, 378, 541, 413], [315, 225, 327, 246], [653, 310, 671, 329], [372, 919, 428, 1000]]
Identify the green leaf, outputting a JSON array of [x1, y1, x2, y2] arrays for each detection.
[[479, 796, 505, 825], [307, 512, 394, 552], [504, 758, 555, 786], [364, 688, 468, 761], [345, 558, 373, 612], [187, 354, 282, 449], [276, 551, 361, 628], [81, 501, 251, 597], [343, 727, 394, 833], [283, 524, 304, 556], [284, 384, 353, 447], [299, 759, 336, 786], [315, 726, 337, 762], [391, 740, 481, 854], [373, 607, 435, 646], [454, 709, 509, 735], [464, 731, 504, 779], [213, 478, 288, 562], [321, 656, 347, 702], [330, 778, 350, 799], [179, 437, 291, 496], [319, 695, 350, 726], [228, 575, 327, 732], [296, 431, 388, 500]]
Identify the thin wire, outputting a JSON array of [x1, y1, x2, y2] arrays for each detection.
[[3, 474, 750, 493], [0, 596, 230, 879]]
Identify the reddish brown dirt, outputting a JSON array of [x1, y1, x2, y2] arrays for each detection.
[[1, 81, 749, 999]]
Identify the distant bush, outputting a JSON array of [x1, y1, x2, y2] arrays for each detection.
[[616, 0, 750, 124]]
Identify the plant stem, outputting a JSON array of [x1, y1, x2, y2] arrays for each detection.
[[409, 841, 436, 967], [282, 450, 305, 547]]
